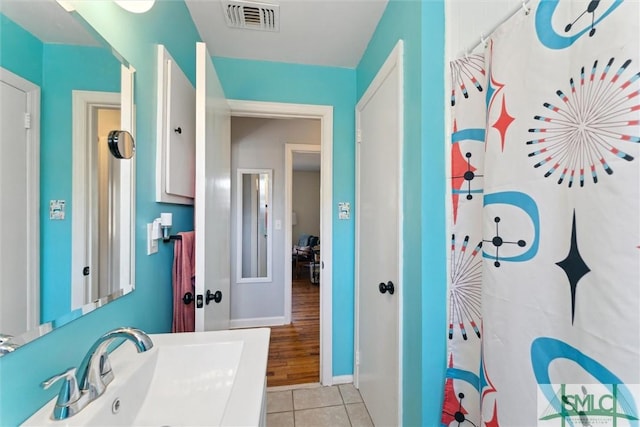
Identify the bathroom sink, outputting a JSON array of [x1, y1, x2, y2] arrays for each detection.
[[23, 328, 270, 426]]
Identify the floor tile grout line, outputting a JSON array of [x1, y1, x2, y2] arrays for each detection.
[[338, 384, 346, 404], [294, 403, 347, 411], [345, 402, 354, 427], [293, 403, 345, 412], [267, 384, 372, 426], [268, 403, 372, 426], [291, 403, 352, 427], [355, 400, 375, 427]]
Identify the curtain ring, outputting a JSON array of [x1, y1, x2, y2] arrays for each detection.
[[522, 1, 530, 15]]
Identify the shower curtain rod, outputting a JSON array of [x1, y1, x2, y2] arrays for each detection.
[[466, 0, 531, 55]]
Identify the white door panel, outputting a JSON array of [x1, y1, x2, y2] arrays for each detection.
[[194, 42, 231, 331], [0, 71, 39, 336], [356, 41, 403, 427], [166, 58, 196, 198]]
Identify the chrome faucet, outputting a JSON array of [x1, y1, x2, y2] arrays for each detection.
[[0, 334, 19, 354], [0, 333, 13, 344], [42, 327, 153, 420]]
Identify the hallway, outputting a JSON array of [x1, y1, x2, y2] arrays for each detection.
[[266, 276, 319, 386], [264, 268, 375, 426]]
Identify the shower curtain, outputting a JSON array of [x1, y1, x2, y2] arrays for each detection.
[[442, 1, 640, 425]]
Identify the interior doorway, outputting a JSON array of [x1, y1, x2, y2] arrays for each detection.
[[94, 107, 121, 301], [228, 100, 334, 385], [291, 150, 321, 282], [71, 90, 121, 309], [266, 146, 322, 387]]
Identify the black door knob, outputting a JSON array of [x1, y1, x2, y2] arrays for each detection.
[[379, 281, 395, 295], [182, 292, 194, 305], [206, 290, 222, 305]]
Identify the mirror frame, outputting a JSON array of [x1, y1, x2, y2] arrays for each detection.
[[107, 130, 136, 159], [235, 168, 273, 283]]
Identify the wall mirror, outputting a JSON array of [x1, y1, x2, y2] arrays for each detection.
[[236, 169, 273, 283], [0, 0, 135, 355]]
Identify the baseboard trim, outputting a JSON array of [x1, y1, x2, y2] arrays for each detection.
[[332, 375, 353, 385], [267, 382, 322, 392], [266, 377, 353, 391], [229, 316, 287, 329]]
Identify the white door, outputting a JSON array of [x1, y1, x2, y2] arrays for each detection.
[[355, 41, 403, 426], [194, 42, 231, 331], [0, 70, 40, 336]]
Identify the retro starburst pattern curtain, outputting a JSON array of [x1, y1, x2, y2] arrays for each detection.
[[442, 1, 640, 425]]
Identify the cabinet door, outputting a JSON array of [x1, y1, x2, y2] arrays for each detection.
[[156, 45, 195, 205]]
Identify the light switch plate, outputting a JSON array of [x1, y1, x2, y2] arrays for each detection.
[[147, 223, 158, 255], [338, 202, 350, 220]]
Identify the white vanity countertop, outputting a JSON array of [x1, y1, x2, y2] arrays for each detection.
[[23, 328, 271, 427]]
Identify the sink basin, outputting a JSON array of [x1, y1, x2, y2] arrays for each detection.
[[23, 328, 270, 426]]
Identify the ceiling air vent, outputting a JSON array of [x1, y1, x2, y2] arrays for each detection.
[[222, 0, 279, 32]]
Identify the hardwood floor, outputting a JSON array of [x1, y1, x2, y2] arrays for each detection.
[[266, 276, 320, 387]]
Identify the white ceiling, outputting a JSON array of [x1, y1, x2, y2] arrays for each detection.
[[1, 0, 388, 68], [0, 0, 99, 46], [185, 0, 388, 68]]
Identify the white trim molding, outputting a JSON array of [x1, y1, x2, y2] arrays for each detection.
[[229, 316, 286, 329], [285, 142, 321, 314], [71, 90, 121, 309], [332, 375, 354, 385]]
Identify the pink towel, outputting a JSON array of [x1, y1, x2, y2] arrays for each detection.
[[171, 231, 195, 333]]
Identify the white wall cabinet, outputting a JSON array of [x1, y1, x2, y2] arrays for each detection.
[[156, 45, 195, 204]]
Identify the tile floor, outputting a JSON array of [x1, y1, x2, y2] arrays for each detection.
[[266, 383, 374, 427]]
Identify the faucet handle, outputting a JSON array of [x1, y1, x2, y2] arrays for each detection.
[[97, 352, 115, 386], [43, 367, 81, 418]]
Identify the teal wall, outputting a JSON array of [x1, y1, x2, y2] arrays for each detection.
[[356, 0, 446, 425], [214, 58, 357, 376], [420, 2, 447, 426], [0, 15, 121, 322], [0, 2, 201, 424], [0, 14, 43, 86]]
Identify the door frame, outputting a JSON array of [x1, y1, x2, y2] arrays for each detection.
[[228, 100, 334, 386], [354, 40, 404, 424], [285, 142, 321, 308], [0, 67, 40, 331], [71, 90, 121, 308], [71, 66, 135, 309]]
